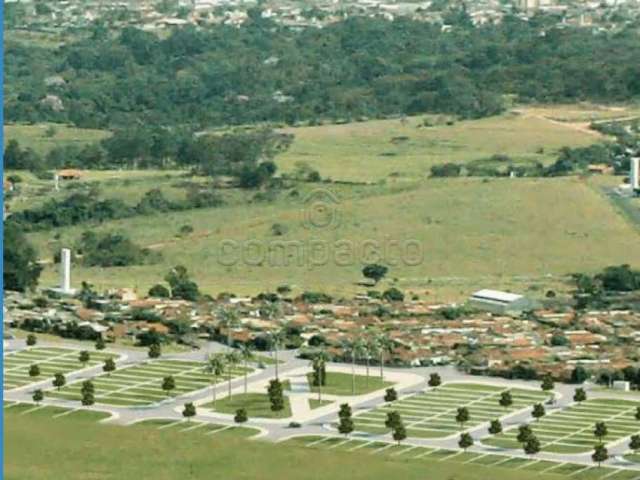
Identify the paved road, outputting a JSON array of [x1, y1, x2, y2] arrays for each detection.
[[5, 338, 640, 471]]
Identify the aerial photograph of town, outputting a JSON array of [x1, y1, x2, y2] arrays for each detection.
[[2, 0, 640, 478]]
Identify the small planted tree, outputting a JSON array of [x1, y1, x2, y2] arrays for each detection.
[[148, 343, 162, 359], [162, 375, 176, 396], [268, 379, 285, 412], [573, 387, 587, 404], [26, 334, 37, 347], [592, 444, 609, 467], [532, 403, 546, 422], [428, 373, 442, 390], [517, 425, 533, 446], [385, 411, 401, 431], [384, 387, 397, 403], [458, 432, 473, 452], [488, 419, 503, 435], [455, 407, 470, 430], [541, 374, 554, 393], [499, 391, 513, 410], [32, 389, 44, 405], [338, 403, 355, 437], [78, 350, 91, 367], [235, 408, 248, 424], [81, 380, 95, 396], [103, 358, 116, 376], [392, 422, 407, 445], [28, 364, 40, 378], [182, 402, 196, 421], [524, 435, 541, 457], [629, 434, 640, 454], [81, 390, 95, 406], [594, 422, 608, 445], [635, 406, 640, 421], [52, 373, 66, 391], [95, 337, 106, 351]]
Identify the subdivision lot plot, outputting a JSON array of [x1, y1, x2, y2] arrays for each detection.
[[3, 347, 116, 390], [47, 359, 250, 406], [353, 383, 550, 438], [483, 398, 640, 453]]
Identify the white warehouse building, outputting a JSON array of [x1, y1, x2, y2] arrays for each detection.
[[468, 289, 531, 315]]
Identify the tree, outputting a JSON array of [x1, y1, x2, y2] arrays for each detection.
[[594, 422, 608, 444], [225, 351, 241, 400], [235, 408, 248, 424], [182, 402, 196, 421], [162, 375, 176, 396], [392, 422, 407, 445], [338, 403, 355, 437], [362, 264, 388, 285], [532, 403, 546, 422], [102, 358, 116, 376], [148, 284, 170, 298], [629, 435, 640, 454], [78, 350, 91, 367], [541, 374, 554, 394], [81, 390, 95, 406], [524, 435, 541, 457], [28, 364, 40, 378], [376, 334, 393, 381], [573, 388, 587, 404], [458, 432, 474, 452], [384, 387, 398, 403], [382, 287, 404, 302], [428, 373, 442, 390], [385, 411, 402, 431], [52, 373, 66, 391], [592, 444, 609, 467], [165, 265, 199, 301], [32, 389, 44, 405], [4, 224, 42, 292], [636, 406, 640, 421], [311, 351, 328, 401], [26, 334, 37, 347], [499, 391, 513, 410], [148, 343, 162, 359], [81, 380, 95, 396], [204, 353, 226, 407], [240, 343, 254, 395], [95, 337, 106, 350], [455, 407, 470, 430], [488, 419, 503, 435], [570, 365, 589, 384], [268, 324, 286, 380], [517, 425, 533, 445], [268, 379, 285, 412]]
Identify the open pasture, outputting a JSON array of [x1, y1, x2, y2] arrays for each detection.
[[353, 383, 550, 438], [3, 347, 116, 391], [483, 398, 640, 454], [284, 435, 640, 480], [47, 359, 250, 406]]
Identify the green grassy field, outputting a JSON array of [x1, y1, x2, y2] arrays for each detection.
[[5, 405, 577, 480], [4, 347, 117, 390], [277, 111, 599, 182], [46, 359, 250, 406], [483, 398, 640, 453], [28, 176, 640, 301], [354, 383, 550, 438], [204, 392, 292, 419], [307, 372, 392, 396], [4, 123, 111, 155]]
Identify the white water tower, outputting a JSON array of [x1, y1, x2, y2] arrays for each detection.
[[631, 157, 640, 193]]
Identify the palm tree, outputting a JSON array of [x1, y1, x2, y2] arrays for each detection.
[[355, 338, 370, 388], [239, 343, 254, 394], [204, 354, 226, 407], [225, 351, 241, 400], [218, 306, 240, 351], [341, 340, 357, 395], [376, 334, 393, 381], [311, 350, 329, 401], [270, 328, 287, 380]]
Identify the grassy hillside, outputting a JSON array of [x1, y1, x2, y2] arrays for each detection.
[[4, 123, 111, 155], [277, 110, 600, 182], [5, 410, 565, 480], [30, 177, 640, 301]]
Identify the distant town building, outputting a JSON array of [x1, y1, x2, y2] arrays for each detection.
[[468, 289, 531, 315]]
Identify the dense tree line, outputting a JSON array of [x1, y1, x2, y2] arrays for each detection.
[[7, 188, 224, 231], [5, 15, 640, 129]]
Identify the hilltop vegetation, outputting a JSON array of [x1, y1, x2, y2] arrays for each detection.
[[5, 15, 640, 130]]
